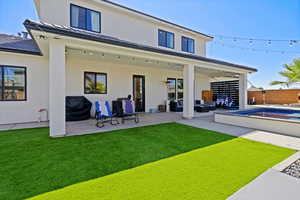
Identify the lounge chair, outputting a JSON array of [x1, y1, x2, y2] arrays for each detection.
[[121, 100, 139, 124], [95, 101, 119, 128]]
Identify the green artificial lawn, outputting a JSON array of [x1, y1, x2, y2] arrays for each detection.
[[0, 123, 295, 200]]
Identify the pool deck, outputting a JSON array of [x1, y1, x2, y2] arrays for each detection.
[[179, 115, 300, 150]]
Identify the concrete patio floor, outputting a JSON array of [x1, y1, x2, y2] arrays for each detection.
[[1, 111, 300, 150], [66, 112, 185, 136], [0, 112, 212, 136]]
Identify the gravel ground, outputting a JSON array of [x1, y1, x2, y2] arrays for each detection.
[[282, 159, 300, 179]]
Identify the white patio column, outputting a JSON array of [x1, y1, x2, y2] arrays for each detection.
[[183, 64, 195, 119], [49, 39, 66, 137], [239, 73, 248, 110]]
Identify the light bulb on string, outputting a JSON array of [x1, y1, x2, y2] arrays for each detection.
[[267, 40, 272, 46], [249, 39, 253, 45]]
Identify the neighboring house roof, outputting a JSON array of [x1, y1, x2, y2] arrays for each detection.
[[0, 33, 41, 56], [24, 20, 257, 72], [101, 0, 213, 40]]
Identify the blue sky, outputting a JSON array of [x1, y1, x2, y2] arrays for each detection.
[[0, 0, 300, 89]]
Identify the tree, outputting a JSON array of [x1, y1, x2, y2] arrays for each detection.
[[270, 59, 300, 88]]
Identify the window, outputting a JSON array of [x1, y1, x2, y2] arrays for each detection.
[[158, 30, 174, 49], [0, 66, 26, 101], [84, 72, 107, 94], [177, 79, 184, 100], [167, 78, 184, 100], [71, 4, 101, 33], [182, 36, 195, 53], [167, 78, 176, 100]]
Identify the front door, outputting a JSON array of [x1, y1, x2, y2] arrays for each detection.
[[133, 75, 145, 112]]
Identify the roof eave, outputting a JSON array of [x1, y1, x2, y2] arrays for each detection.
[[24, 20, 257, 73], [0, 47, 42, 56]]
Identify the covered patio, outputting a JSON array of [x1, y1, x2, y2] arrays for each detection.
[[24, 20, 256, 137], [0, 112, 212, 135]]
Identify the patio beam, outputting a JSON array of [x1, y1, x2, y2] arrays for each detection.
[[239, 73, 248, 110], [49, 39, 66, 137], [183, 64, 195, 119]]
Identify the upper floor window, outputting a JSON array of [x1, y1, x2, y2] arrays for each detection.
[[158, 30, 174, 49], [71, 4, 101, 33], [0, 66, 26, 101], [182, 36, 195, 53], [84, 72, 107, 94]]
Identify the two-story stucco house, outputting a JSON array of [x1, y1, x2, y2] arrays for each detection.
[[0, 0, 257, 137]]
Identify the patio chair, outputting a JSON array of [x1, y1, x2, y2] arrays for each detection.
[[194, 100, 210, 113], [120, 100, 139, 124], [95, 101, 119, 128], [169, 100, 183, 112]]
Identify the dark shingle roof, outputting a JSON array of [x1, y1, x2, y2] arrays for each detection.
[[24, 20, 257, 72], [0, 33, 41, 56]]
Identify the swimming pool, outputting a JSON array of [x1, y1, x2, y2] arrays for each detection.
[[214, 108, 300, 137], [233, 108, 300, 121]]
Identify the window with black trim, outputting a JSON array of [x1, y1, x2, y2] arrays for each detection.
[[177, 79, 184, 100], [0, 66, 26, 101], [167, 78, 176, 100], [158, 29, 174, 49], [71, 4, 101, 33], [182, 36, 195, 53], [167, 78, 184, 100], [84, 72, 107, 94]]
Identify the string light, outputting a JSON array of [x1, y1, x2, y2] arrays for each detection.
[[249, 39, 253, 45], [267, 40, 272, 45], [210, 34, 300, 47], [211, 34, 300, 43], [212, 41, 300, 54]]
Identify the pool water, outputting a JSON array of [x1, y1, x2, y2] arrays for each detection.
[[233, 108, 300, 121]]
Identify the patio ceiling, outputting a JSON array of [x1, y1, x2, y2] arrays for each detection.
[[66, 47, 184, 71], [66, 47, 238, 77]]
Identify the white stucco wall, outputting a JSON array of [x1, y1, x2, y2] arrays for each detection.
[[0, 52, 49, 124], [35, 0, 209, 56], [0, 51, 210, 125]]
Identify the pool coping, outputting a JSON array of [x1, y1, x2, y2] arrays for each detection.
[[215, 108, 300, 125], [214, 110, 300, 138]]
